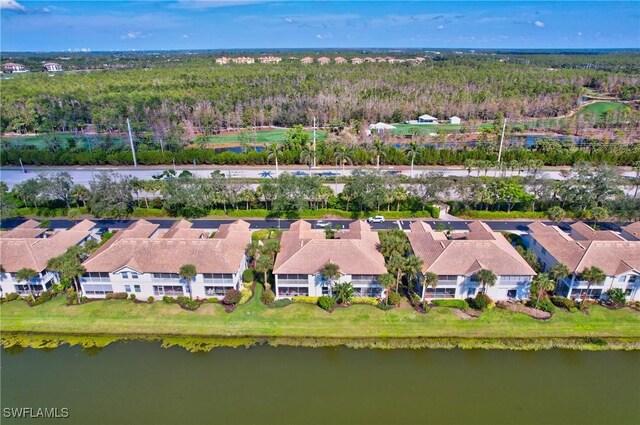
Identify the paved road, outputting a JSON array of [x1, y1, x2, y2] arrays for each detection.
[[2, 165, 635, 188], [0, 217, 625, 234]]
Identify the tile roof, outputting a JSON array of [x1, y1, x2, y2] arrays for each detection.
[[621, 221, 640, 240], [161, 219, 207, 239], [569, 221, 624, 241], [0, 220, 95, 272], [82, 220, 251, 274], [273, 220, 387, 275], [408, 221, 536, 276], [0, 219, 47, 239], [528, 221, 640, 275]]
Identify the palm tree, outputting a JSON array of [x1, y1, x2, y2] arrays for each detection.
[[370, 138, 386, 169], [255, 255, 274, 288], [531, 273, 555, 305], [179, 264, 197, 300], [420, 272, 438, 300], [334, 145, 353, 174], [404, 141, 420, 178], [16, 268, 38, 301], [333, 282, 355, 304], [403, 255, 423, 294], [267, 143, 282, 178], [321, 262, 341, 296], [46, 250, 85, 302], [475, 268, 497, 293], [378, 273, 396, 304], [549, 263, 570, 291], [299, 144, 315, 172], [245, 240, 261, 261], [387, 255, 406, 292], [580, 266, 606, 301]]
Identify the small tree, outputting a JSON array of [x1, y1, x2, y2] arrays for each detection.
[[580, 266, 606, 301], [420, 272, 439, 300], [378, 273, 396, 304], [321, 262, 341, 296], [549, 263, 570, 288], [16, 268, 38, 301], [606, 288, 626, 305], [475, 269, 497, 292], [531, 273, 555, 306], [179, 264, 197, 300], [255, 255, 274, 287], [333, 282, 355, 304], [547, 206, 566, 222]]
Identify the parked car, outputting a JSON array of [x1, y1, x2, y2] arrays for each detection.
[[315, 220, 332, 228], [367, 215, 385, 223]]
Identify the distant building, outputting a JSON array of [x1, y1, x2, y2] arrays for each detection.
[[3, 62, 27, 73], [317, 57, 331, 65], [351, 57, 364, 64], [449, 116, 462, 125], [42, 62, 63, 72], [334, 57, 347, 64], [301, 56, 314, 64], [368, 122, 396, 133], [418, 114, 439, 124], [215, 57, 230, 65], [258, 56, 282, 64], [232, 56, 255, 64], [363, 57, 375, 63]]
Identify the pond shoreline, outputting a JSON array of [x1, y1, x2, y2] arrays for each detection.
[[2, 332, 639, 352]]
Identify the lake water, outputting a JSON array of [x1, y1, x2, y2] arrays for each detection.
[[1, 343, 639, 425]]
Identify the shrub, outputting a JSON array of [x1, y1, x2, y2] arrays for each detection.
[[410, 293, 422, 305], [387, 291, 402, 306], [148, 296, 154, 303], [350, 297, 379, 306], [268, 298, 292, 308], [106, 292, 128, 300], [579, 299, 597, 311], [606, 288, 627, 304], [239, 288, 252, 305], [468, 293, 493, 311], [242, 268, 254, 283], [550, 296, 576, 311], [317, 296, 336, 311], [223, 289, 242, 305], [536, 299, 556, 314], [292, 296, 320, 304], [26, 290, 55, 306], [81, 296, 88, 303], [377, 303, 395, 310], [163, 296, 175, 304], [5, 293, 19, 302], [130, 294, 136, 300], [432, 299, 469, 309], [207, 297, 218, 303], [261, 288, 276, 305]]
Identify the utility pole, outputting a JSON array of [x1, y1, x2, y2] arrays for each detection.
[[313, 116, 317, 168], [126, 118, 137, 167], [19, 158, 25, 173], [497, 118, 507, 164]]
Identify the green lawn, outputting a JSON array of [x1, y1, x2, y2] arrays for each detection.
[[0, 134, 126, 149], [200, 128, 327, 145], [2, 285, 638, 339], [579, 101, 626, 116]]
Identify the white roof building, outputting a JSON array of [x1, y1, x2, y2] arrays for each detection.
[[450, 116, 462, 124]]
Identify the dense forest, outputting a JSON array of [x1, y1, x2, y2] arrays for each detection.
[[2, 52, 639, 139]]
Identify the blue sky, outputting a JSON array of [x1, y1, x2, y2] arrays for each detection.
[[1, 1, 638, 51]]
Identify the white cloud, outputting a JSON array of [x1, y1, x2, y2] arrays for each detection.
[[181, 34, 189, 38], [316, 33, 333, 39], [121, 31, 152, 40], [172, 0, 268, 9], [577, 31, 583, 36], [436, 25, 444, 30], [0, 0, 27, 12], [534, 20, 545, 27]]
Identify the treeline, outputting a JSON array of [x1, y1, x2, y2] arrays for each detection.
[[2, 134, 640, 167], [2, 162, 639, 221], [3, 56, 638, 136]]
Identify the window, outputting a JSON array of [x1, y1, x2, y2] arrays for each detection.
[[629, 275, 638, 284], [571, 288, 602, 299], [625, 289, 632, 296], [425, 288, 456, 298], [204, 286, 232, 296], [81, 272, 110, 283], [466, 288, 476, 298], [82, 284, 113, 295], [618, 275, 626, 283], [277, 286, 309, 297], [500, 276, 529, 286], [153, 285, 184, 296], [131, 273, 139, 279], [134, 285, 141, 293], [121, 272, 129, 279], [202, 274, 233, 284], [507, 289, 517, 299], [541, 248, 547, 255], [125, 285, 131, 293], [152, 273, 180, 280], [353, 287, 382, 297]]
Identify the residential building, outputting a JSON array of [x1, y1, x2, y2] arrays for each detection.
[[3, 62, 27, 73], [80, 220, 251, 299], [621, 221, 640, 241], [408, 221, 536, 301], [351, 57, 364, 64], [301, 56, 314, 64], [273, 220, 387, 298], [43, 62, 63, 72], [417, 114, 439, 124], [363, 57, 375, 63], [317, 57, 331, 65], [526, 221, 640, 301], [258, 56, 282, 64], [449, 116, 462, 125], [232, 56, 255, 64], [0, 220, 96, 296], [215, 57, 230, 65], [334, 57, 347, 64]]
